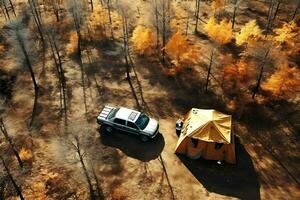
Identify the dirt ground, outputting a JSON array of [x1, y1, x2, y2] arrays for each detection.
[[0, 0, 300, 200]]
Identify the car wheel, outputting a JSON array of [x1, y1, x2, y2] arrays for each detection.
[[103, 125, 113, 133], [140, 135, 149, 142]]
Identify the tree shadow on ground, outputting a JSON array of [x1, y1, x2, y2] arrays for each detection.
[[177, 137, 260, 200], [99, 128, 165, 162]]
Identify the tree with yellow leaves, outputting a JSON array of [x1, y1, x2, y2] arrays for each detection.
[[272, 21, 299, 57], [273, 22, 298, 44], [235, 20, 262, 46], [165, 31, 201, 68], [131, 25, 157, 56], [204, 17, 234, 45], [262, 64, 300, 100]]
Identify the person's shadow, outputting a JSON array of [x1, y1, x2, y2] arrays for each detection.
[[99, 127, 165, 162], [177, 137, 261, 200]]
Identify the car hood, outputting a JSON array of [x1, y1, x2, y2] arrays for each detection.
[[143, 118, 158, 134]]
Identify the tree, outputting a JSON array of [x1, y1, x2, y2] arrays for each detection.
[[132, 25, 157, 56], [0, 156, 24, 200], [165, 31, 201, 69], [0, 118, 23, 168], [28, 0, 45, 48], [69, 136, 95, 199], [6, 20, 39, 126], [153, 0, 172, 63], [194, 0, 201, 33], [205, 49, 214, 93], [291, 0, 300, 20], [231, 0, 239, 29], [273, 21, 298, 44], [204, 17, 234, 45], [211, 0, 225, 19], [235, 20, 262, 46], [47, 28, 68, 126], [66, 0, 86, 57], [252, 48, 270, 99], [262, 63, 300, 100], [107, 0, 114, 38]]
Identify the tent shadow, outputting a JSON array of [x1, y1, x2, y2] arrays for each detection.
[[177, 137, 260, 200], [99, 128, 165, 162]]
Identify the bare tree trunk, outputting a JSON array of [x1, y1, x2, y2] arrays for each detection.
[[71, 137, 95, 199], [8, 0, 16, 17], [91, 166, 104, 200], [0, 119, 23, 168], [162, 0, 166, 63], [16, 30, 39, 127], [47, 30, 67, 126], [107, 0, 114, 38], [0, 2, 8, 21], [122, 14, 130, 79], [90, 0, 94, 12], [2, 0, 10, 20], [154, 0, 160, 49], [28, 0, 45, 48], [291, 0, 300, 21], [185, 16, 189, 36], [272, 0, 281, 23], [194, 0, 200, 33], [252, 49, 270, 99], [16, 31, 39, 92], [232, 0, 238, 29], [205, 49, 214, 93], [266, 0, 275, 32], [53, 0, 60, 22], [0, 156, 24, 200]]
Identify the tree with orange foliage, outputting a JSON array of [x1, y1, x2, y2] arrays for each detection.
[[262, 64, 300, 100], [204, 17, 234, 45], [165, 31, 201, 68], [235, 20, 262, 46], [221, 59, 254, 93], [131, 25, 157, 56], [221, 58, 257, 117], [211, 0, 226, 17]]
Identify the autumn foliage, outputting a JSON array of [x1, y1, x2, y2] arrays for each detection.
[[273, 22, 298, 44], [204, 17, 234, 45], [132, 25, 157, 56], [211, 0, 226, 14], [19, 147, 33, 162], [165, 31, 201, 68], [235, 20, 262, 46], [85, 4, 110, 41], [66, 31, 78, 55], [262, 64, 300, 100], [221, 59, 256, 93]]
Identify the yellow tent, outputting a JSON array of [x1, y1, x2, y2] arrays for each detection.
[[175, 108, 236, 164]]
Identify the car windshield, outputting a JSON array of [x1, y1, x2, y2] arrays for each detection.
[[135, 113, 150, 129], [108, 108, 119, 119]]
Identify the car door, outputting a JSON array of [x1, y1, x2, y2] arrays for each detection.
[[126, 121, 140, 135], [113, 118, 126, 131]]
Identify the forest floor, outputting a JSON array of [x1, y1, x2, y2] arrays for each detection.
[[0, 0, 300, 200]]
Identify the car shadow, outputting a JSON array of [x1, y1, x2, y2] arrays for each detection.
[[177, 137, 260, 200], [99, 128, 165, 162]]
